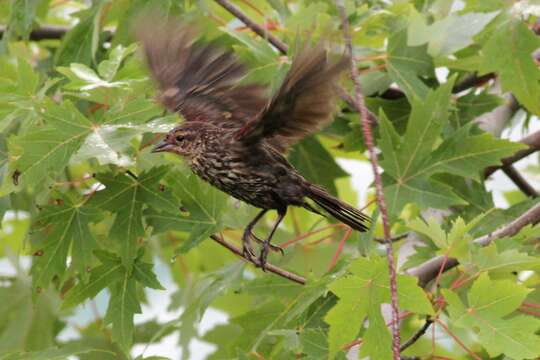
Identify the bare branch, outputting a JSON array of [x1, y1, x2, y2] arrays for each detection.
[[0, 24, 69, 40], [474, 202, 540, 246], [485, 129, 540, 177], [400, 318, 433, 352], [408, 202, 540, 287], [336, 1, 401, 358], [374, 233, 409, 244], [214, 0, 289, 54], [501, 165, 538, 198], [209, 234, 306, 285]]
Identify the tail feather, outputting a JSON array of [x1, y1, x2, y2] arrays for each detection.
[[305, 185, 370, 231]]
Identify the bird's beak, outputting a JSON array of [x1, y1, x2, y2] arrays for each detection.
[[152, 140, 173, 153]]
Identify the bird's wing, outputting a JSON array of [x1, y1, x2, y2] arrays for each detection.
[[235, 44, 349, 153], [137, 19, 268, 129]]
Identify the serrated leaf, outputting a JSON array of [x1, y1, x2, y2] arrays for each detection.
[[54, 4, 104, 66], [62, 262, 124, 309], [145, 171, 226, 253], [408, 10, 498, 57], [30, 195, 100, 291], [325, 257, 432, 359], [92, 167, 176, 264], [426, 127, 526, 181], [104, 272, 141, 351], [386, 29, 433, 100], [133, 261, 165, 290], [480, 18, 540, 115], [11, 99, 92, 188], [472, 244, 540, 273], [443, 274, 540, 359]]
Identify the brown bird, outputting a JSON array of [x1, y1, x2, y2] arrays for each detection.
[[139, 20, 370, 269]]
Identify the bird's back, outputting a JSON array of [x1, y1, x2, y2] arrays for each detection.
[[189, 131, 306, 209]]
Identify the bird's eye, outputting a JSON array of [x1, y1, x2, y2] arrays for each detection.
[[175, 135, 185, 143]]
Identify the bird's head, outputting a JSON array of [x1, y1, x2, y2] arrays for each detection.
[[152, 123, 206, 159]]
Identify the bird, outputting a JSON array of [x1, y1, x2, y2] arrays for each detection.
[[138, 19, 370, 269]]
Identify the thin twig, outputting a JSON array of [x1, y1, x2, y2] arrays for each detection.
[[214, 0, 289, 54], [374, 233, 409, 244], [327, 227, 352, 272], [400, 318, 433, 352], [209, 234, 305, 285], [434, 320, 482, 360], [474, 202, 540, 245], [502, 165, 538, 197], [409, 202, 540, 287], [336, 2, 400, 359]]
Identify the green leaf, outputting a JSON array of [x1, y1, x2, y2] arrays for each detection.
[[379, 78, 521, 216], [0, 276, 59, 352], [0, 346, 111, 360], [387, 29, 433, 100], [30, 195, 101, 291], [98, 44, 138, 81], [471, 242, 540, 273], [480, 18, 540, 115], [454, 91, 503, 127], [0, 0, 40, 49], [54, 3, 104, 66], [104, 272, 141, 351], [92, 167, 176, 264], [133, 260, 165, 290], [408, 10, 498, 57], [443, 274, 540, 359], [62, 262, 124, 309], [145, 171, 226, 253], [427, 127, 526, 181], [325, 257, 432, 359], [10, 99, 92, 189]]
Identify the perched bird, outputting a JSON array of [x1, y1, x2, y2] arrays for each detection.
[[139, 20, 370, 269]]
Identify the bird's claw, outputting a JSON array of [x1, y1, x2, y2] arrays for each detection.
[[249, 232, 284, 256], [242, 230, 258, 263], [259, 242, 270, 272]]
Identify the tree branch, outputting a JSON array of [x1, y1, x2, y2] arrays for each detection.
[[0, 24, 69, 40], [408, 202, 540, 287], [336, 1, 401, 358], [209, 234, 306, 285], [400, 318, 433, 352], [501, 165, 538, 198], [485, 129, 540, 177], [214, 0, 289, 54]]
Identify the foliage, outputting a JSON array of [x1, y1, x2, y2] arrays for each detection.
[[0, 0, 540, 359]]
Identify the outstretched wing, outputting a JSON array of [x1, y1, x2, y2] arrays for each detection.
[[236, 44, 349, 153], [137, 18, 268, 129]]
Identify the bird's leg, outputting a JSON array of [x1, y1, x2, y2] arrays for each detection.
[[249, 232, 284, 255], [259, 208, 286, 271], [242, 209, 267, 263]]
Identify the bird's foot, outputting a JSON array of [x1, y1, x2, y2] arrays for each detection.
[[249, 232, 284, 256], [241, 230, 258, 263], [259, 241, 270, 272]]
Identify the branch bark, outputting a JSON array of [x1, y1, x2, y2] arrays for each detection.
[[408, 202, 540, 287], [0, 24, 70, 40], [485, 129, 540, 178], [336, 1, 401, 358], [214, 0, 289, 54], [210, 234, 306, 285]]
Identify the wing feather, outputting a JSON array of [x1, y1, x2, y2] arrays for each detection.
[[237, 44, 349, 152], [136, 18, 268, 128]]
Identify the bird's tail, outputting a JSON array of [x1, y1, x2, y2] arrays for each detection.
[[305, 185, 370, 231]]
